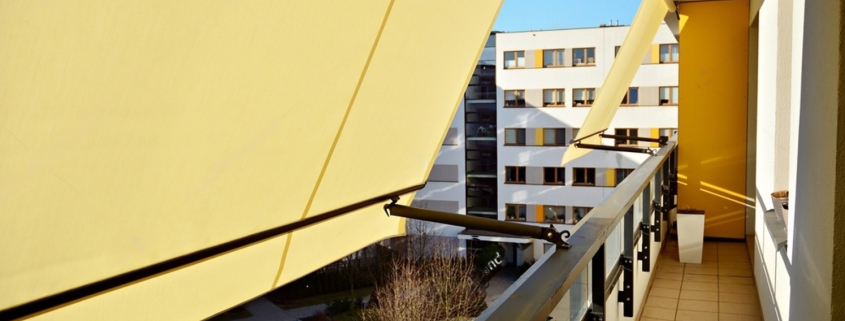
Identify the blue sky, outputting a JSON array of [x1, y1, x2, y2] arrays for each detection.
[[493, 0, 641, 32]]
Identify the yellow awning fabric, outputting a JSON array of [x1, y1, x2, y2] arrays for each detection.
[[561, 0, 671, 165], [0, 1, 502, 319]]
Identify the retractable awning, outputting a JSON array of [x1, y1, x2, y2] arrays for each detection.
[[561, 0, 676, 165], [0, 1, 502, 319]]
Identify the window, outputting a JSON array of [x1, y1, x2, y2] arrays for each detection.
[[659, 128, 677, 139], [573, 207, 592, 224], [572, 88, 596, 107], [543, 49, 565, 67], [614, 128, 639, 146], [659, 44, 679, 63], [504, 90, 525, 107], [544, 205, 566, 223], [543, 89, 565, 106], [543, 128, 567, 146], [543, 167, 566, 185], [504, 51, 525, 69], [659, 86, 679, 105], [615, 168, 634, 186], [572, 47, 596, 66], [505, 128, 526, 145], [620, 87, 639, 105], [505, 166, 526, 184], [573, 167, 596, 186], [506, 204, 526, 221], [614, 46, 621, 57]]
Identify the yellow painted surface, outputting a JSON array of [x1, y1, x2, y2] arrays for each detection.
[[678, 0, 748, 239], [0, 0, 502, 318], [562, 0, 668, 165], [652, 44, 661, 63], [606, 169, 616, 187], [651, 128, 660, 147], [536, 205, 544, 222], [535, 50, 544, 68], [535, 128, 544, 146]]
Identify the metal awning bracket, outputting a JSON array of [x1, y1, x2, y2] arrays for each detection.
[[570, 129, 668, 156], [384, 197, 571, 248]]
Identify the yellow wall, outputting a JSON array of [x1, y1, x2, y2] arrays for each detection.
[[0, 0, 503, 318], [651, 128, 660, 147], [536, 205, 544, 222], [606, 169, 616, 187], [678, 0, 749, 239], [535, 128, 544, 145], [651, 44, 661, 63]]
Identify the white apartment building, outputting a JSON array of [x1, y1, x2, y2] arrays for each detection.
[[415, 26, 678, 264], [485, 25, 679, 265]]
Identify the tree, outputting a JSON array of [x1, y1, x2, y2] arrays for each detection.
[[362, 239, 487, 321]]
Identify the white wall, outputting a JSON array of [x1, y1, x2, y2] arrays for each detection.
[[753, 0, 841, 320], [788, 0, 840, 318]]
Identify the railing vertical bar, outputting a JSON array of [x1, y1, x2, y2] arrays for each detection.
[[618, 207, 635, 317], [589, 245, 606, 321], [654, 168, 663, 242], [639, 183, 652, 272]]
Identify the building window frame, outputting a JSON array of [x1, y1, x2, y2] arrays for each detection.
[[620, 87, 639, 106], [543, 128, 567, 146], [504, 51, 525, 69], [614, 128, 639, 147], [659, 86, 679, 106], [506, 203, 527, 221], [573, 167, 596, 186], [543, 88, 566, 107], [543, 167, 566, 185], [504, 90, 526, 107], [504, 128, 526, 146], [543, 205, 567, 223], [573, 206, 593, 224], [572, 88, 596, 107], [543, 49, 566, 67], [505, 166, 526, 184], [572, 47, 596, 66], [615, 168, 634, 186], [659, 43, 680, 63]]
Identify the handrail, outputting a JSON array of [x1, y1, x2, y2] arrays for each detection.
[[477, 139, 677, 321]]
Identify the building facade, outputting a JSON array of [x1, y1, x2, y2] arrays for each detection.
[[488, 25, 679, 265], [416, 25, 679, 265]]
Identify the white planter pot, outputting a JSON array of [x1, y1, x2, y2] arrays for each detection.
[[677, 212, 705, 264]]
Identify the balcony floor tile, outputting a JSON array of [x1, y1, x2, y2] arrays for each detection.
[[644, 237, 762, 321]]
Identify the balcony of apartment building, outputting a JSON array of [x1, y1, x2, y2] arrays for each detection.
[[474, 1, 843, 321]]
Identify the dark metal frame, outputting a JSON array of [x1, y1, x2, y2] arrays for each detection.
[[384, 203, 572, 248]]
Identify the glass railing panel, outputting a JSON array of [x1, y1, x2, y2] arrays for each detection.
[[547, 265, 591, 321], [605, 223, 623, 278]]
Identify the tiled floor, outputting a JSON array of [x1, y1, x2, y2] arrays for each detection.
[[641, 237, 762, 321]]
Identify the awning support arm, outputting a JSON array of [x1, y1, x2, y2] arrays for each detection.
[[384, 197, 571, 248], [570, 128, 668, 156]]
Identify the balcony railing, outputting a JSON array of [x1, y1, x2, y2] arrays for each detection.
[[477, 139, 678, 321]]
